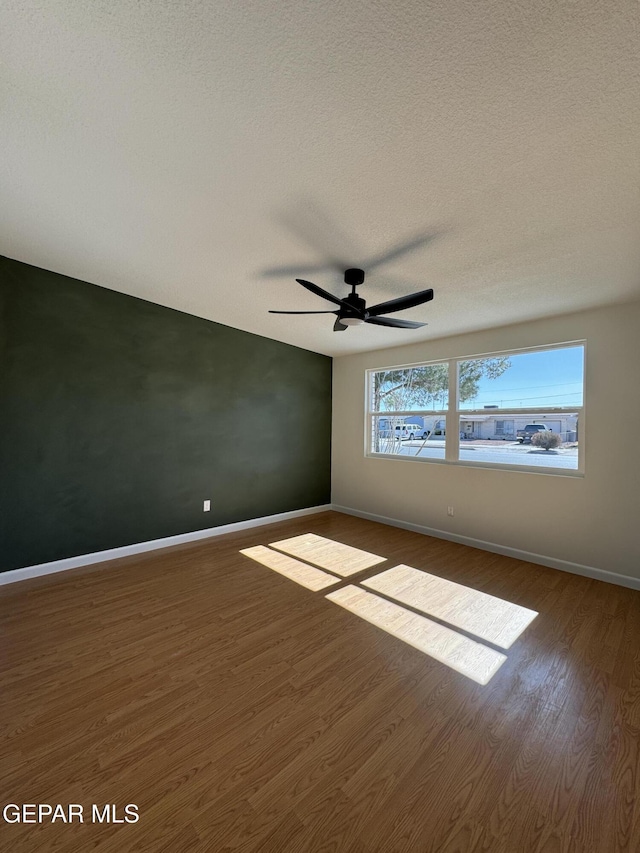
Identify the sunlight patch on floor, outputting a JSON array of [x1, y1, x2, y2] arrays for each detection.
[[241, 534, 535, 685], [240, 545, 340, 591], [269, 533, 386, 577], [326, 585, 507, 685], [362, 565, 538, 649]]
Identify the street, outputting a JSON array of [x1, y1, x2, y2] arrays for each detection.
[[386, 439, 579, 470]]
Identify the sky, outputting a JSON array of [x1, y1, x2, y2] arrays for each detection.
[[458, 345, 584, 410], [375, 344, 584, 413]]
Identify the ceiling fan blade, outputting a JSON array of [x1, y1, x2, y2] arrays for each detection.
[[367, 288, 434, 317], [269, 310, 338, 314], [363, 231, 442, 272], [296, 279, 353, 310], [334, 317, 348, 331], [365, 316, 427, 329]]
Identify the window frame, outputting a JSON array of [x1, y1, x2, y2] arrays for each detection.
[[365, 341, 585, 477]]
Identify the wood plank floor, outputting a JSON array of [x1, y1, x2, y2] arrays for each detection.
[[1, 511, 639, 852]]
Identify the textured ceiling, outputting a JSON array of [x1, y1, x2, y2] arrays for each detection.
[[2, 0, 639, 355]]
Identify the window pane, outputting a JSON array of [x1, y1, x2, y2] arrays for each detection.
[[458, 415, 579, 470], [458, 346, 584, 411], [371, 416, 446, 459], [371, 364, 448, 412]]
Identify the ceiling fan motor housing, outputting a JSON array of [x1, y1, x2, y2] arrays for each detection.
[[340, 291, 367, 319]]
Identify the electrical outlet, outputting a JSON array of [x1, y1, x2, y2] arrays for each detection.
[[203, 500, 211, 512], [447, 506, 454, 517]]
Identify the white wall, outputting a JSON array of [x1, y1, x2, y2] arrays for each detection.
[[332, 300, 640, 583]]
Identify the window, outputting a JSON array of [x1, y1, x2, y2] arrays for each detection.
[[370, 363, 448, 460], [367, 342, 584, 474], [494, 420, 514, 436]]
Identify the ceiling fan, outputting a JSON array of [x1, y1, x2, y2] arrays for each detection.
[[269, 268, 434, 332]]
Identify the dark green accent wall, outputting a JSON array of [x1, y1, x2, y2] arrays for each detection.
[[0, 256, 332, 572]]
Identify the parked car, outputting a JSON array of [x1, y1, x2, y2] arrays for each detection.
[[517, 424, 551, 444], [378, 423, 428, 440]]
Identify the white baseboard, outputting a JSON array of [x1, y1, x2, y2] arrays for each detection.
[[0, 505, 333, 587], [6, 502, 638, 593], [332, 505, 640, 592]]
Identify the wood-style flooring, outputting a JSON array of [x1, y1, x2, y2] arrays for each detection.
[[1, 511, 639, 852]]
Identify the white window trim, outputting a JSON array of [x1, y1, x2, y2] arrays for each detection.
[[365, 341, 585, 477]]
